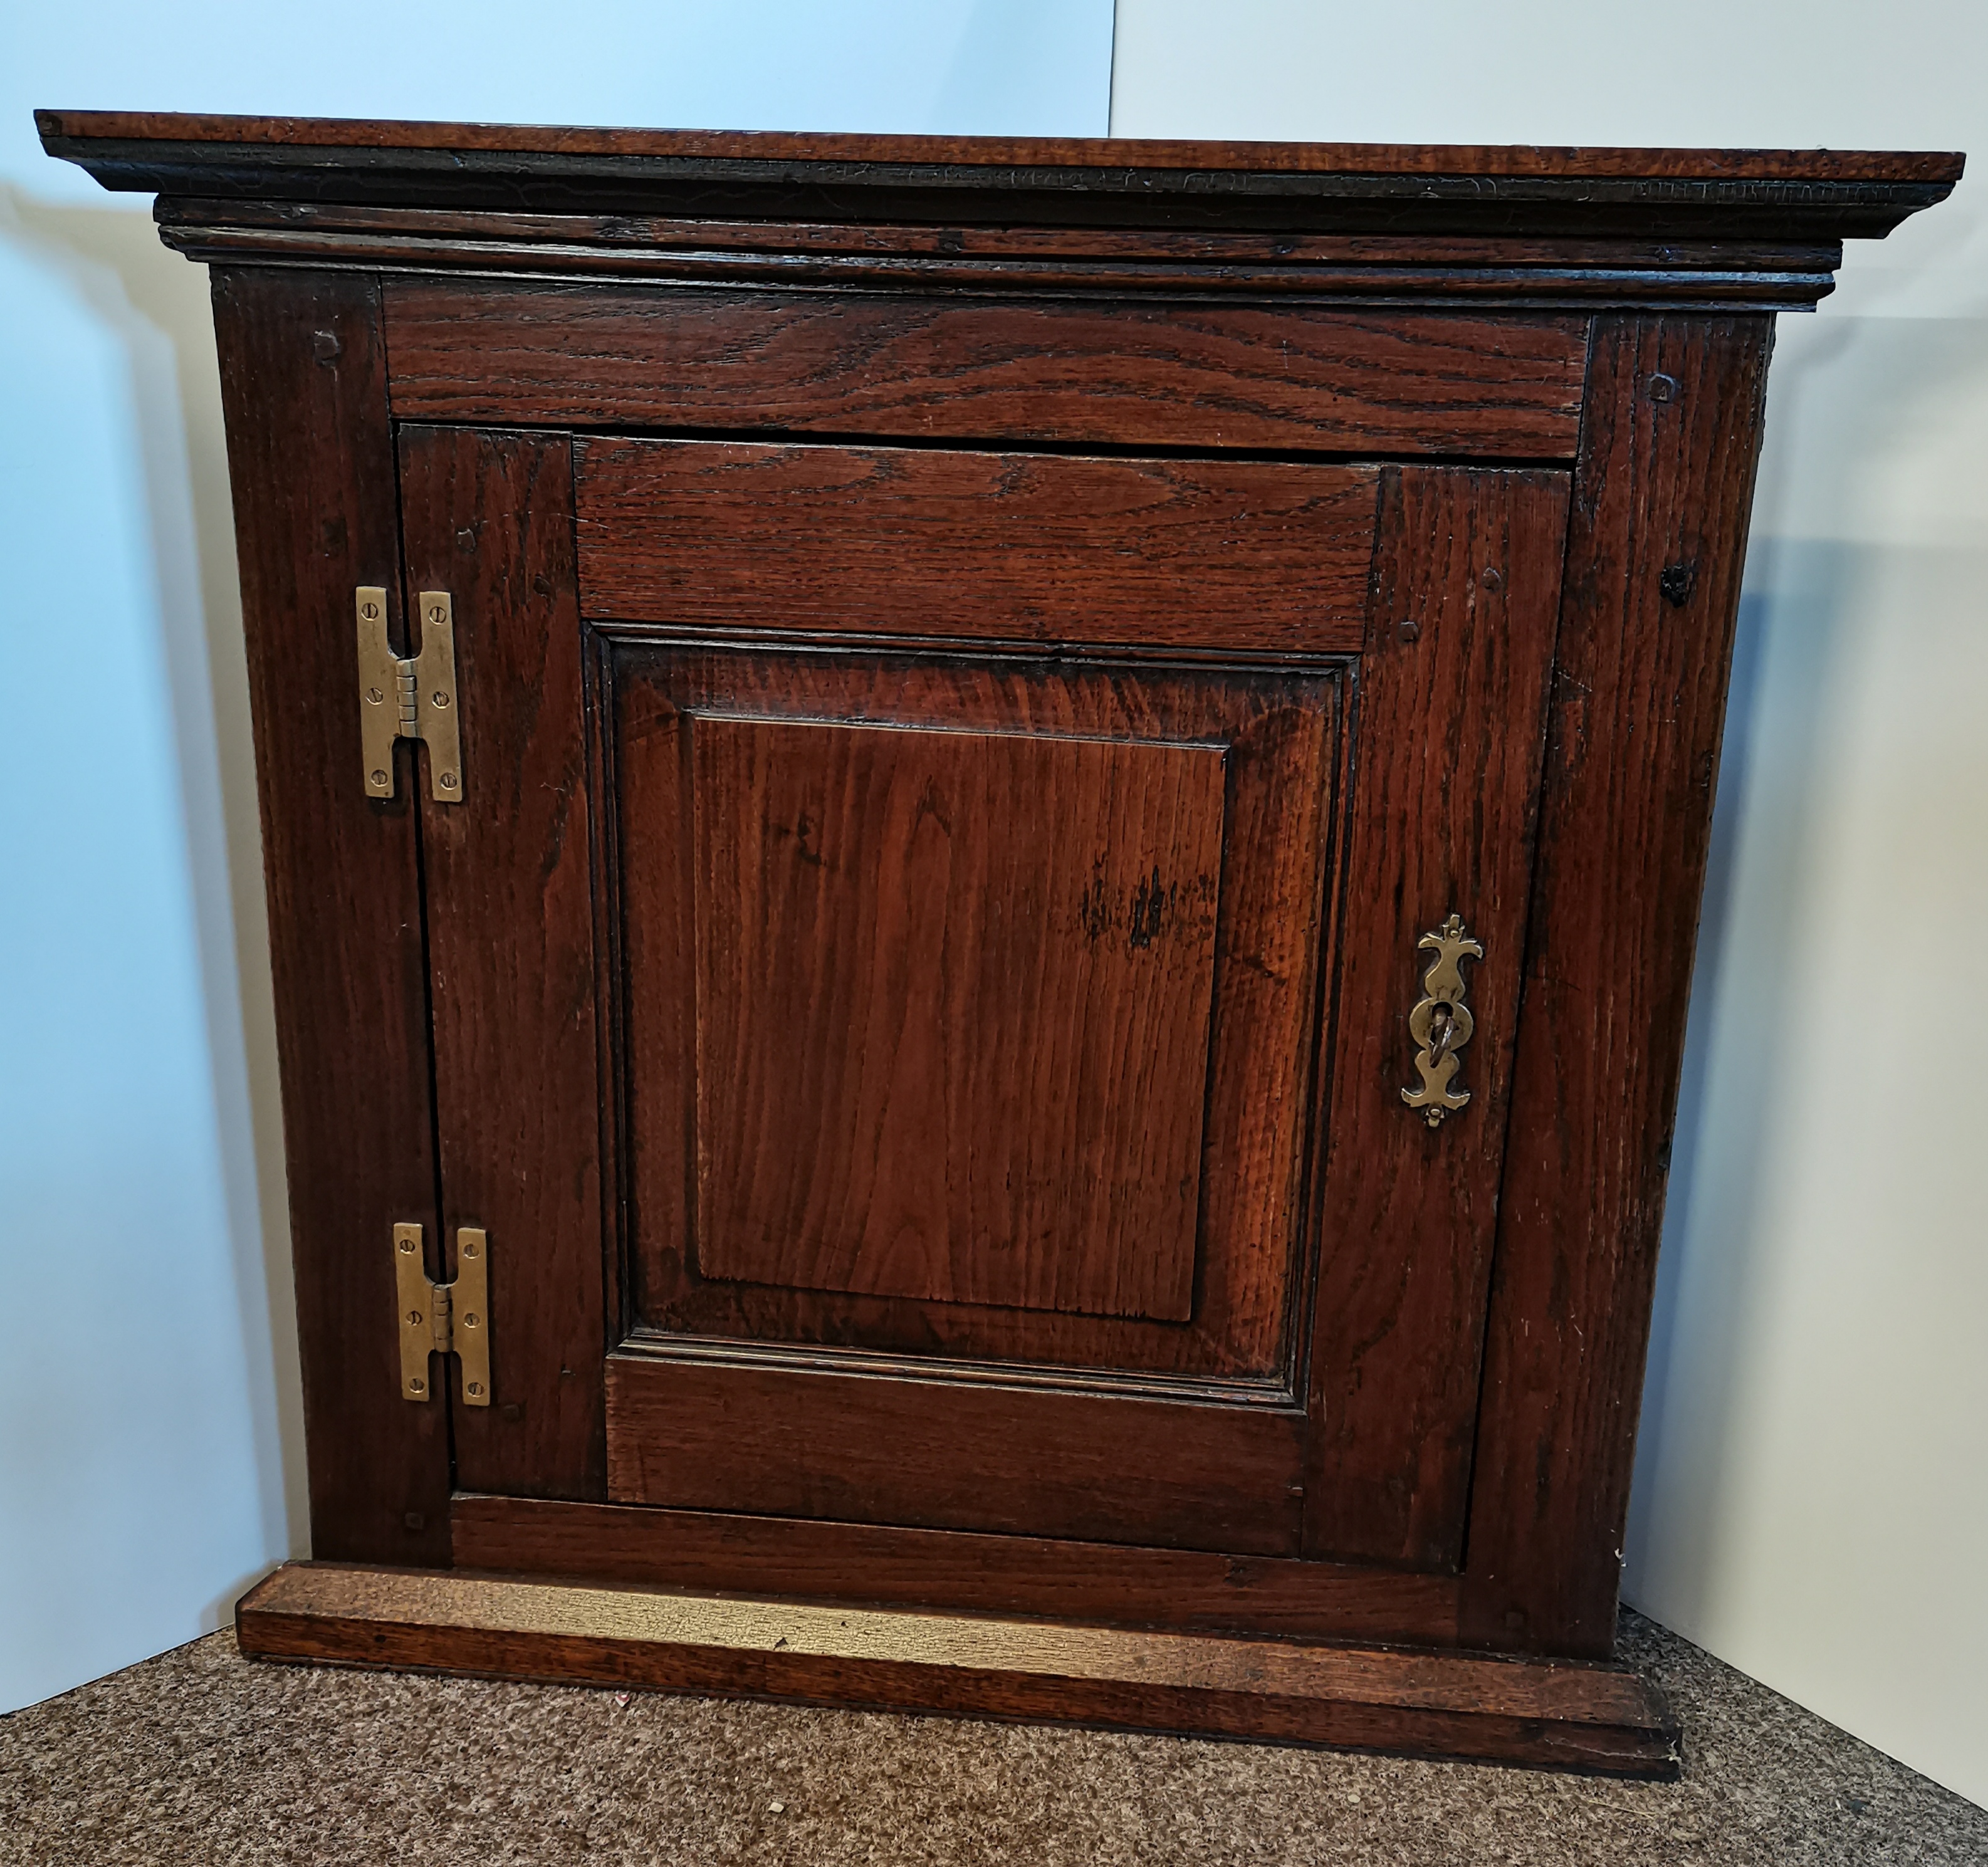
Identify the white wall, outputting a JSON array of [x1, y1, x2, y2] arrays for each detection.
[[0, 0, 1112, 1714], [1114, 0, 1988, 1810]]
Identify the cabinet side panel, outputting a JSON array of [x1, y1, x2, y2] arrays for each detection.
[[209, 267, 449, 1563], [396, 425, 607, 1501], [1462, 315, 1774, 1656], [1304, 466, 1570, 1571]]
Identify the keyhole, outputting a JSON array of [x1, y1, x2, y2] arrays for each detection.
[[1428, 1004, 1458, 1061]]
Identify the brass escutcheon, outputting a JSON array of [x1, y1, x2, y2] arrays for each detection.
[[1401, 913, 1483, 1129]]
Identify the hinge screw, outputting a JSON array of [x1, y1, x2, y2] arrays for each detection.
[[371, 770, 389, 788], [397, 1238, 416, 1253], [407, 1310, 422, 1326], [366, 686, 385, 704], [467, 1382, 484, 1398], [409, 1377, 425, 1394], [431, 691, 451, 708], [440, 771, 459, 790]]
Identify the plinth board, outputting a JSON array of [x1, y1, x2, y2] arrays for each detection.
[[236, 1562, 1681, 1777]]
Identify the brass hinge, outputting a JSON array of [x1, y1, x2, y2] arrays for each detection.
[[357, 587, 463, 802], [393, 1223, 491, 1406]]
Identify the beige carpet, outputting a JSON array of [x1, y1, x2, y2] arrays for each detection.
[[3, 1607, 1981, 1865]]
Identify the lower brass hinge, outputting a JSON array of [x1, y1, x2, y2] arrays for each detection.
[[357, 586, 463, 802], [393, 1224, 491, 1406]]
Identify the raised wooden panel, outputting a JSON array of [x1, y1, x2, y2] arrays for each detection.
[[612, 646, 1340, 1382], [693, 714, 1224, 1322], [385, 281, 1588, 459], [577, 439, 1378, 652], [605, 1354, 1306, 1555]]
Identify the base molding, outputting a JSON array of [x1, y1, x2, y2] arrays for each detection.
[[236, 1562, 1680, 1777]]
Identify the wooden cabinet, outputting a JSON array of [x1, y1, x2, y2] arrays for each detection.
[[43, 111, 1959, 1774]]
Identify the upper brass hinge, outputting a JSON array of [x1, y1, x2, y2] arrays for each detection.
[[393, 1223, 491, 1406], [357, 587, 463, 802]]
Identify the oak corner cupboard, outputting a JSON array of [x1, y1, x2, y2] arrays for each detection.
[[41, 108, 1959, 1775]]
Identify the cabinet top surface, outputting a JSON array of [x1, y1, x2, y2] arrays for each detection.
[[33, 110, 1964, 183], [38, 110, 1962, 242]]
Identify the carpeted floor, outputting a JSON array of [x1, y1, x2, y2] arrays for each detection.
[[2, 1607, 1982, 1866]]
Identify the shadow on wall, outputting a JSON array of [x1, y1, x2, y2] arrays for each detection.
[[0, 189, 303, 1703], [1626, 545, 1848, 1622], [1624, 301, 1988, 1799]]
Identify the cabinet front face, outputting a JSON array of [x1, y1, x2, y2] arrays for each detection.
[[396, 421, 1570, 1574]]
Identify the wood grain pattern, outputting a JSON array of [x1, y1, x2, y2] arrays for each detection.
[[41, 111, 1964, 184], [395, 426, 606, 1501], [119, 107, 1959, 1770], [388, 283, 1588, 459], [614, 646, 1338, 1381], [236, 1562, 1682, 1777], [207, 269, 449, 1564], [693, 714, 1224, 1322], [605, 1354, 1306, 1556], [451, 1494, 1462, 1643], [576, 439, 1379, 651], [150, 201, 1851, 310], [1461, 316, 1775, 1658], [1303, 468, 1570, 1571]]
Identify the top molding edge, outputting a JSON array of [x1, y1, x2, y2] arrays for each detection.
[[33, 110, 1969, 184], [38, 110, 1963, 243]]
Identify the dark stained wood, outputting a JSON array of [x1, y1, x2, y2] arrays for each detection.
[[395, 426, 607, 1501], [237, 1562, 1682, 1777], [208, 268, 449, 1565], [605, 1354, 1307, 1557], [576, 440, 1379, 651], [38, 110, 1963, 180], [693, 714, 1223, 1322], [388, 283, 1588, 460], [1461, 316, 1775, 1658], [1303, 468, 1569, 1571], [42, 111, 1959, 246], [451, 1495, 1463, 1643], [150, 199, 1849, 311], [153, 202, 1855, 265], [90, 111, 1958, 1771], [614, 646, 1339, 1382]]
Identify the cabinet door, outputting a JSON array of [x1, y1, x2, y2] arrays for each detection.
[[398, 426, 1567, 1569]]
